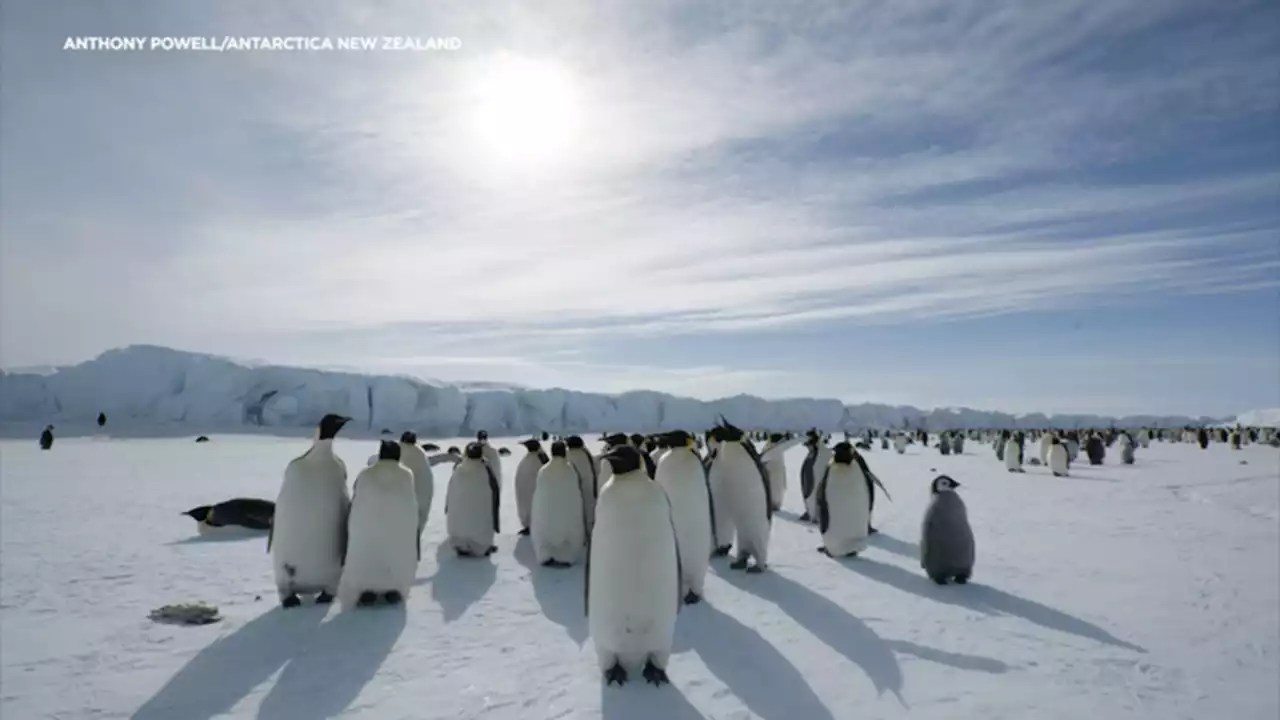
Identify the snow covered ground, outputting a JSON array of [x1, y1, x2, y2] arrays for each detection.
[[1, 435, 1276, 719]]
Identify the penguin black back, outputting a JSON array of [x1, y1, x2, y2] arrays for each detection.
[[318, 413, 351, 440], [464, 442, 485, 460], [663, 429, 694, 448], [831, 441, 855, 464], [477, 430, 489, 441], [522, 438, 542, 452], [769, 432, 784, 444], [605, 432, 629, 447], [550, 441, 568, 458], [400, 431, 418, 444], [566, 435, 585, 450], [602, 445, 643, 475], [378, 440, 401, 462], [629, 433, 645, 448]]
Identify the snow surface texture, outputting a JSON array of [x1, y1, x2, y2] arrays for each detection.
[[2, 435, 1277, 719], [0, 345, 1243, 438]]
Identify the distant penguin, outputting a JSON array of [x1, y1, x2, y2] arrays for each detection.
[[195, 435, 210, 443], [339, 441, 419, 608], [1039, 432, 1054, 465], [97, 412, 106, 428], [270, 413, 352, 608], [397, 431, 434, 538], [800, 435, 833, 523], [1085, 433, 1105, 465], [183, 498, 275, 535], [761, 432, 799, 512], [1230, 429, 1242, 450], [566, 435, 599, 532], [938, 433, 952, 455], [880, 436, 889, 450], [1048, 437, 1069, 477], [1120, 433, 1136, 465], [1004, 433, 1024, 473], [531, 441, 587, 567], [920, 476, 975, 585], [541, 431, 550, 442], [953, 433, 965, 454], [1066, 432, 1081, 463], [447, 445, 461, 455], [445, 443, 501, 557], [994, 431, 1006, 461], [709, 418, 772, 572], [515, 438, 549, 536], [655, 430, 713, 604], [816, 442, 871, 558], [586, 445, 680, 687], [893, 433, 907, 454], [476, 430, 504, 481], [1137, 429, 1151, 449], [39, 425, 54, 450], [1197, 427, 1209, 449], [421, 442, 441, 452]]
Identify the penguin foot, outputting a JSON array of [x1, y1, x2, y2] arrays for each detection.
[[485, 546, 498, 556], [929, 575, 948, 586], [604, 662, 628, 686], [642, 660, 670, 687], [455, 548, 474, 558], [745, 564, 765, 574], [384, 590, 403, 605], [816, 546, 831, 556], [357, 591, 379, 607], [798, 512, 811, 522], [315, 591, 335, 605], [868, 526, 879, 535], [518, 527, 531, 536], [683, 591, 702, 605], [729, 557, 749, 570], [954, 574, 970, 585], [713, 546, 733, 557], [281, 594, 302, 609]]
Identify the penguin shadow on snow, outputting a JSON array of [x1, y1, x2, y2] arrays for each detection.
[[131, 606, 326, 720], [713, 566, 905, 702], [512, 536, 588, 644], [773, 509, 810, 525], [600, 675, 706, 720], [868, 532, 920, 560], [166, 531, 269, 545], [430, 541, 497, 622], [671, 601, 833, 720], [841, 556, 1146, 653], [256, 604, 407, 720]]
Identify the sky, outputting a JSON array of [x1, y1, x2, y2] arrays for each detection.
[[1, 0, 1278, 418]]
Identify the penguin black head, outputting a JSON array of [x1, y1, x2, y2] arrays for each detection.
[[566, 435, 585, 450], [604, 432, 629, 447], [464, 442, 484, 460], [550, 441, 567, 458], [832, 441, 855, 464], [421, 442, 440, 451], [477, 430, 489, 442], [498, 447, 512, 457], [601, 444, 643, 475], [183, 505, 213, 521], [716, 416, 746, 443], [769, 432, 784, 443], [522, 438, 542, 452], [629, 433, 645, 448], [931, 475, 961, 494], [1052, 437, 1061, 445], [447, 446, 461, 455], [662, 429, 695, 449], [378, 440, 401, 462], [400, 431, 418, 444], [317, 413, 352, 440], [541, 431, 550, 441]]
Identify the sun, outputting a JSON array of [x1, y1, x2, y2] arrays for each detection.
[[469, 55, 583, 170]]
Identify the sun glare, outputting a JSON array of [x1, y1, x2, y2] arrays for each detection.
[[469, 55, 583, 170]]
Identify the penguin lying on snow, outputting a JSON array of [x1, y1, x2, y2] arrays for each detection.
[[421, 442, 441, 452], [920, 476, 974, 585], [183, 498, 275, 534]]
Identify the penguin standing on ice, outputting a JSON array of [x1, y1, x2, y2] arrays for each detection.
[[531, 441, 587, 567], [183, 498, 275, 535], [445, 442, 501, 557], [655, 430, 713, 604], [270, 413, 352, 608], [1085, 433, 1106, 465], [1048, 437, 1069, 477], [565, 435, 599, 532], [397, 431, 434, 538], [476, 430, 503, 482], [1230, 428, 1242, 450], [708, 417, 773, 573], [761, 432, 801, 512], [953, 432, 965, 454], [586, 444, 680, 687], [97, 412, 106, 428], [1004, 432, 1025, 473], [920, 475, 975, 585], [799, 433, 833, 523], [1196, 427, 1209, 449], [938, 433, 952, 455], [893, 432, 908, 454], [1119, 432, 1136, 465], [816, 442, 872, 558], [39, 425, 54, 450], [515, 438, 549, 536], [339, 441, 419, 608], [1039, 431, 1054, 466], [994, 430, 1007, 461]]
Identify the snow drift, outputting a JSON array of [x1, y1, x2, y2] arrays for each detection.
[[0, 345, 1231, 436]]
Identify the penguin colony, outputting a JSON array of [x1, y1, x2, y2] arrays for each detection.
[[127, 412, 1274, 688]]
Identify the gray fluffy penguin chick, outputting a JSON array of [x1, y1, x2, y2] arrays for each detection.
[[920, 475, 975, 585]]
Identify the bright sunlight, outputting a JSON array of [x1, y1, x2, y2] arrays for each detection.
[[469, 54, 583, 170]]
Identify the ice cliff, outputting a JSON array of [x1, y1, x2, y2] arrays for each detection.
[[0, 345, 1234, 436]]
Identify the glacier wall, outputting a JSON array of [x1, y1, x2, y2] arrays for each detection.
[[0, 345, 1229, 437]]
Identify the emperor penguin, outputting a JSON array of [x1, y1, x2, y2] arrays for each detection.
[[270, 413, 352, 608], [1196, 427, 1209, 449], [531, 441, 587, 567], [565, 435, 599, 532], [1048, 437, 1069, 477], [445, 442, 501, 557], [586, 444, 681, 687], [183, 498, 274, 535], [97, 411, 107, 428], [515, 438, 549, 536], [920, 475, 975, 585], [339, 441, 419, 608], [709, 417, 773, 572], [815, 442, 871, 557], [799, 434, 833, 523], [1038, 431, 1054, 465], [761, 432, 801, 512], [938, 433, 952, 455], [39, 425, 54, 450], [397, 431, 434, 538], [1119, 432, 1136, 465], [476, 429, 504, 482], [1230, 428, 1242, 450], [994, 431, 1006, 461], [631, 432, 658, 478], [1003, 431, 1024, 473], [953, 432, 966, 454], [655, 430, 714, 604], [1085, 433, 1106, 465], [893, 432, 908, 454]]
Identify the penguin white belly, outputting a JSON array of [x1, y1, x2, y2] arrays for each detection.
[[514, 454, 541, 532], [569, 450, 598, 531], [531, 461, 586, 565], [197, 521, 262, 537], [446, 466, 497, 555], [708, 461, 737, 549], [482, 445, 503, 481], [821, 466, 870, 556], [338, 470, 419, 607], [271, 457, 349, 598], [588, 478, 679, 673], [1039, 436, 1052, 464], [1003, 440, 1022, 471], [719, 447, 771, 564], [765, 456, 787, 511], [1048, 445, 1069, 476], [893, 436, 907, 454], [805, 448, 832, 519], [399, 443, 433, 536], [656, 452, 712, 597]]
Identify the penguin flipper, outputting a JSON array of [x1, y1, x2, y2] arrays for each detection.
[[267, 525, 273, 553], [701, 458, 718, 546], [817, 469, 831, 535], [741, 442, 773, 521], [486, 466, 502, 534], [660, 486, 683, 614], [583, 534, 592, 618]]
